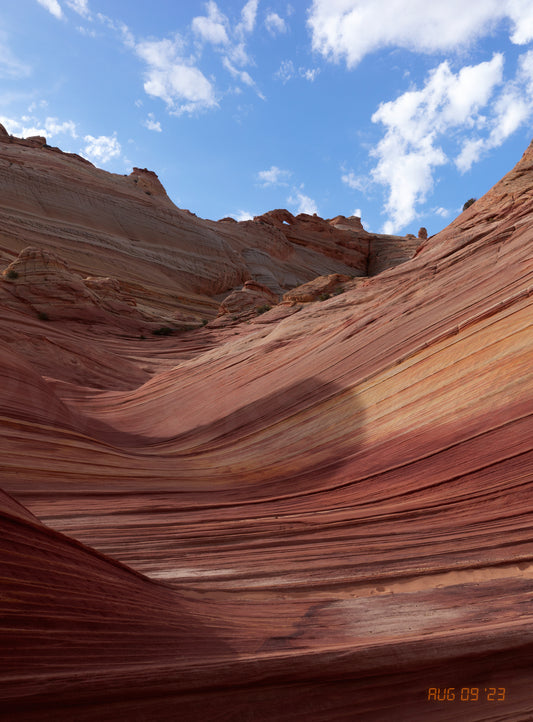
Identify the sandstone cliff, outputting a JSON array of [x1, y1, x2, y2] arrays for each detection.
[[0, 131, 532, 721]]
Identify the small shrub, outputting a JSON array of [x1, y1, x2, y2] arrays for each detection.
[[37, 311, 49, 321], [6, 269, 18, 280], [463, 198, 476, 211], [318, 293, 331, 301], [256, 305, 271, 314], [152, 326, 173, 336], [332, 286, 344, 295], [201, 319, 208, 326]]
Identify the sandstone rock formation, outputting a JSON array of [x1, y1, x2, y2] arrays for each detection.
[[217, 279, 279, 317], [282, 272, 351, 303], [0, 133, 532, 720]]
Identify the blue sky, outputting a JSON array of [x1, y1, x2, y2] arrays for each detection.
[[1, 1, 533, 235]]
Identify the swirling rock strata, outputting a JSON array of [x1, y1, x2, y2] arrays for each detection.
[[0, 137, 532, 720]]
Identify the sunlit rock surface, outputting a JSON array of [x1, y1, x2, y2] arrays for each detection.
[[0, 134, 532, 720]]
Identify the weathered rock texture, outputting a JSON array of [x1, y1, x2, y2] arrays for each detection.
[[0, 133, 532, 721]]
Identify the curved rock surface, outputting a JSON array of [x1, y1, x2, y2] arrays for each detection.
[[0, 135, 532, 720]]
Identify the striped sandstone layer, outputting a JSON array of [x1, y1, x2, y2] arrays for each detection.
[[0, 132, 532, 720]]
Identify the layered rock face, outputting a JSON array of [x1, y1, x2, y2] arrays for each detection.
[[0, 129, 417, 314], [0, 133, 532, 721]]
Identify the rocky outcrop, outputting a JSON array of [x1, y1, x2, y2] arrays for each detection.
[[1, 246, 147, 324], [0, 130, 422, 331], [218, 280, 279, 317], [26, 135, 47, 147], [282, 272, 351, 303], [129, 166, 169, 197], [1, 134, 532, 720]]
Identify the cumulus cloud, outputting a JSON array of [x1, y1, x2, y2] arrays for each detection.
[[369, 54, 504, 232], [0, 114, 77, 139], [456, 50, 533, 171], [0, 116, 44, 138], [143, 113, 162, 132], [265, 12, 286, 35], [43, 117, 78, 137], [308, 0, 533, 68], [36, 0, 63, 18], [129, 2, 263, 112], [257, 165, 292, 186], [136, 37, 217, 114], [288, 190, 318, 215], [83, 133, 121, 164], [192, 1, 229, 45]]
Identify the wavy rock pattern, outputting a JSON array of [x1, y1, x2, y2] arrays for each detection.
[[0, 134, 532, 720]]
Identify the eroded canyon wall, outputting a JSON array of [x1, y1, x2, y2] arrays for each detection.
[[0, 132, 532, 720]]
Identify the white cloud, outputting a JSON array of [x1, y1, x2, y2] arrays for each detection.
[[143, 113, 162, 132], [136, 37, 217, 114], [433, 206, 450, 218], [36, 0, 63, 19], [455, 49, 533, 171], [276, 61, 320, 83], [300, 68, 319, 81], [65, 0, 90, 17], [44, 117, 77, 137], [308, 0, 533, 69], [455, 139, 483, 172], [223, 57, 264, 98], [508, 1, 533, 44], [352, 208, 362, 218], [257, 166, 292, 186], [76, 25, 97, 37], [341, 171, 367, 192], [234, 210, 254, 221], [28, 100, 48, 112], [265, 12, 286, 35], [288, 190, 318, 215], [276, 59, 294, 83], [0, 118, 45, 137], [83, 133, 121, 164], [95, 12, 135, 48], [98, 5, 259, 108], [369, 54, 503, 232], [227, 41, 251, 67], [0, 114, 77, 140], [238, 0, 259, 35], [192, 1, 229, 45]]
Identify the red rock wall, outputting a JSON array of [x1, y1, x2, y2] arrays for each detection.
[[0, 136, 532, 720]]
